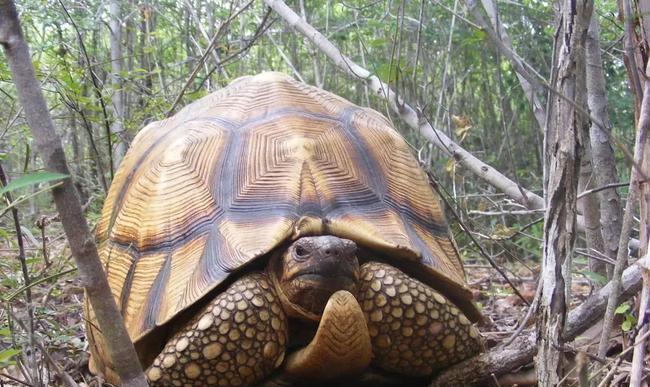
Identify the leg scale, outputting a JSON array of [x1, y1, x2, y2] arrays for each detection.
[[147, 273, 288, 386], [358, 261, 482, 376]]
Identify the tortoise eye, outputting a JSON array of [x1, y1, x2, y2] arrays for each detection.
[[295, 245, 309, 258]]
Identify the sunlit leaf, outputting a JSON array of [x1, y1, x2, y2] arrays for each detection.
[[615, 303, 631, 315], [0, 172, 68, 196], [0, 348, 20, 364]]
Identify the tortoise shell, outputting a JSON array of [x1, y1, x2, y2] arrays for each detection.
[[88, 73, 480, 351]]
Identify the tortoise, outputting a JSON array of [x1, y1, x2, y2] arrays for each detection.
[[85, 72, 483, 386]]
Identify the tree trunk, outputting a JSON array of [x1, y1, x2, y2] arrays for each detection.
[[585, 16, 623, 277], [577, 135, 606, 276], [536, 0, 591, 384], [0, 2, 147, 385]]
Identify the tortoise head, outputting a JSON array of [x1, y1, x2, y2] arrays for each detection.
[[269, 236, 359, 320]]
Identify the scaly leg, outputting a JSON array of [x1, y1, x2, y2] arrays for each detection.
[[147, 273, 288, 386], [357, 261, 482, 376]]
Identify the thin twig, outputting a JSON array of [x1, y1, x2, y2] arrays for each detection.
[[576, 181, 630, 199]]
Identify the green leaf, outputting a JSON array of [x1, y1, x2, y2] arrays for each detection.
[[0, 327, 10, 337], [615, 303, 631, 315], [621, 318, 633, 332], [0, 348, 20, 363], [0, 171, 68, 196]]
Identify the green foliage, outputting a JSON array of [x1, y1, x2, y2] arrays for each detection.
[[0, 347, 21, 368], [621, 315, 635, 332], [615, 302, 637, 332], [0, 171, 68, 196]]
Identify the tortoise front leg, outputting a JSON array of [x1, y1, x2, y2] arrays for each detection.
[[147, 273, 288, 386], [357, 261, 482, 376]]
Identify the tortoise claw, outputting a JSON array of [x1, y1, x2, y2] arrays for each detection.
[[284, 290, 372, 379]]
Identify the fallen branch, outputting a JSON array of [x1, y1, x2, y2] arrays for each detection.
[[430, 262, 644, 386]]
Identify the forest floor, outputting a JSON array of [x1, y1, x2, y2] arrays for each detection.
[[0, 223, 645, 387]]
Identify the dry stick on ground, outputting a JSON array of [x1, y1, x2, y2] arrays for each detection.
[[430, 262, 644, 386], [0, 2, 148, 386], [6, 309, 79, 387]]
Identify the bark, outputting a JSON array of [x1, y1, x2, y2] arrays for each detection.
[[622, 0, 644, 120], [638, 0, 650, 295], [629, 4, 650, 378], [586, 16, 623, 277], [109, 0, 126, 167], [536, 0, 591, 384], [430, 262, 644, 386], [0, 2, 147, 385]]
